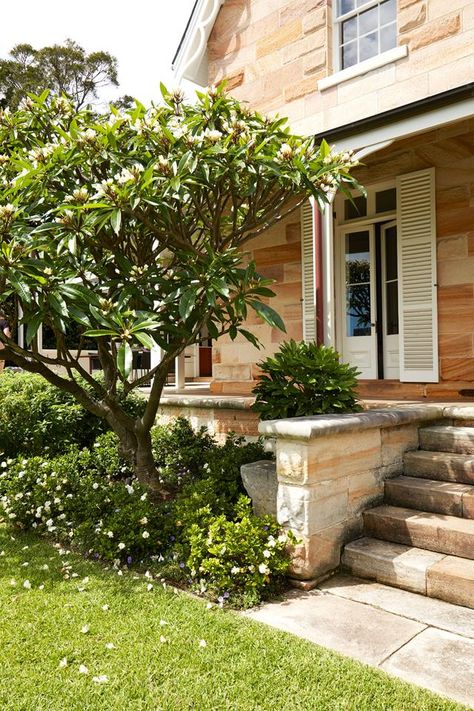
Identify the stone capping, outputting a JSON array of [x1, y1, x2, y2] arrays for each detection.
[[159, 394, 254, 411], [258, 405, 454, 441]]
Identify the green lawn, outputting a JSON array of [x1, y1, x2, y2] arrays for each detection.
[[0, 525, 467, 711]]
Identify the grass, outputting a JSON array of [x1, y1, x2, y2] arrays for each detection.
[[0, 525, 467, 711]]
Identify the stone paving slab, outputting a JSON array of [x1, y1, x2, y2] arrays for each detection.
[[245, 575, 474, 707], [381, 627, 474, 708], [321, 574, 474, 638], [245, 590, 425, 667]]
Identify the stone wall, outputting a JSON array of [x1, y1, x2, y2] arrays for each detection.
[[259, 406, 446, 583], [208, 0, 473, 135]]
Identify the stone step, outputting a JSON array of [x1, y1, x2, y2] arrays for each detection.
[[385, 476, 474, 518], [342, 539, 474, 609], [403, 450, 474, 484], [363, 505, 474, 559], [419, 425, 474, 455]]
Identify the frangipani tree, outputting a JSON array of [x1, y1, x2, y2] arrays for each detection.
[[0, 85, 359, 497]]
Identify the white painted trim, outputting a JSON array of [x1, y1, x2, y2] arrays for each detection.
[[318, 45, 408, 92], [328, 97, 474, 152], [322, 204, 335, 347], [173, 0, 224, 85]]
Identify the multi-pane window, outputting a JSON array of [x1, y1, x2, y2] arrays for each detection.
[[335, 0, 397, 70]]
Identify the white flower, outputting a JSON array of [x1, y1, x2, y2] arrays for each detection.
[[125, 484, 134, 495], [206, 602, 213, 610], [107, 531, 114, 538], [199, 639, 207, 648], [58, 657, 68, 668], [78, 664, 89, 674], [258, 563, 270, 575], [262, 549, 271, 559], [23, 579, 31, 589], [82, 577, 89, 584], [142, 531, 150, 539], [147, 583, 153, 591], [92, 675, 109, 684], [230, 566, 240, 575], [81, 625, 90, 634], [92, 483, 99, 490], [105, 642, 115, 650], [159, 619, 167, 626], [38, 584, 44, 590], [118, 542, 126, 550], [101, 604, 109, 611], [139, 516, 148, 525], [159, 635, 168, 644], [204, 128, 222, 143]]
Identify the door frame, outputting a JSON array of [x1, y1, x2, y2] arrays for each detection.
[[336, 223, 378, 379], [380, 220, 400, 380]]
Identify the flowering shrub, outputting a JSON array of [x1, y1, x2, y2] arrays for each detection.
[[185, 496, 294, 608], [0, 435, 164, 563], [0, 417, 291, 606]]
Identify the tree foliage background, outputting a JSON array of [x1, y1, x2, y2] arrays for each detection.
[[0, 39, 118, 109]]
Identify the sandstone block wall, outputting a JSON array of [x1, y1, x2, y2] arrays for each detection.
[[208, 0, 474, 135]]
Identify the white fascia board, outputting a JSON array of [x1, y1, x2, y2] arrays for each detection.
[[328, 97, 474, 153], [173, 0, 224, 86]]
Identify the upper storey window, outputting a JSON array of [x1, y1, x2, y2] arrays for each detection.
[[336, 0, 397, 70]]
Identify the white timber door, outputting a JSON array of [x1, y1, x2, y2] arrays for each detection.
[[397, 168, 438, 382], [341, 225, 377, 379]]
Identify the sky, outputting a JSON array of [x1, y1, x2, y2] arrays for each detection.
[[0, 0, 197, 105]]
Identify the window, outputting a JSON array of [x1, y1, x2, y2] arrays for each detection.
[[335, 0, 397, 70]]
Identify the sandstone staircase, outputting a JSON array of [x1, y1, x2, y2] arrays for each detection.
[[343, 425, 474, 609]]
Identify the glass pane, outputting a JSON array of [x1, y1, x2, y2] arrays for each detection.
[[359, 5, 378, 34], [347, 285, 371, 336], [384, 226, 398, 281], [344, 195, 367, 220], [360, 31, 379, 61], [342, 16, 357, 43], [380, 0, 396, 23], [339, 0, 355, 16], [375, 187, 396, 213], [342, 41, 358, 68], [386, 281, 399, 335], [345, 232, 370, 285], [380, 22, 397, 52]]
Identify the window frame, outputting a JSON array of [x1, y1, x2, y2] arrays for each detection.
[[333, 0, 397, 73]]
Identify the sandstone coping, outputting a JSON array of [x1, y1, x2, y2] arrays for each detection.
[[258, 405, 447, 441], [159, 393, 254, 410]]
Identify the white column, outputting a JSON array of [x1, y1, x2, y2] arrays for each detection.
[[150, 345, 163, 370], [175, 352, 186, 389], [322, 203, 335, 347]]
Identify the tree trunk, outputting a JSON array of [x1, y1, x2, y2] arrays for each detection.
[[115, 426, 167, 502]]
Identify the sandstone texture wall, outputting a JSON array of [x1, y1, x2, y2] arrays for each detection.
[[208, 0, 474, 135]]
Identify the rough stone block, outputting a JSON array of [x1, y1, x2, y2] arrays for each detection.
[[302, 7, 326, 35], [403, 450, 474, 484], [399, 2, 427, 34], [256, 19, 302, 59], [407, 13, 461, 52], [286, 526, 345, 580], [385, 476, 471, 517], [241, 460, 278, 517], [427, 555, 474, 609], [342, 537, 445, 594], [277, 480, 349, 535], [381, 424, 419, 467]]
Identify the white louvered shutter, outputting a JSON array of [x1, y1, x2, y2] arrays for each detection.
[[301, 200, 316, 343], [397, 168, 438, 382]]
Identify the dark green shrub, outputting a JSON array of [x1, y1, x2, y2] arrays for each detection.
[[0, 371, 146, 457], [252, 339, 362, 420]]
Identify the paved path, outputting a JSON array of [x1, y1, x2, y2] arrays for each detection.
[[245, 574, 474, 708]]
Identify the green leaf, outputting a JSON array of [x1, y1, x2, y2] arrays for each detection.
[[117, 341, 133, 379], [135, 331, 157, 350], [248, 300, 286, 332], [111, 209, 122, 235], [83, 329, 117, 337], [179, 289, 196, 321], [25, 312, 43, 345]]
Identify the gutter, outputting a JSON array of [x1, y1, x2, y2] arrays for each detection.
[[313, 82, 474, 144]]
